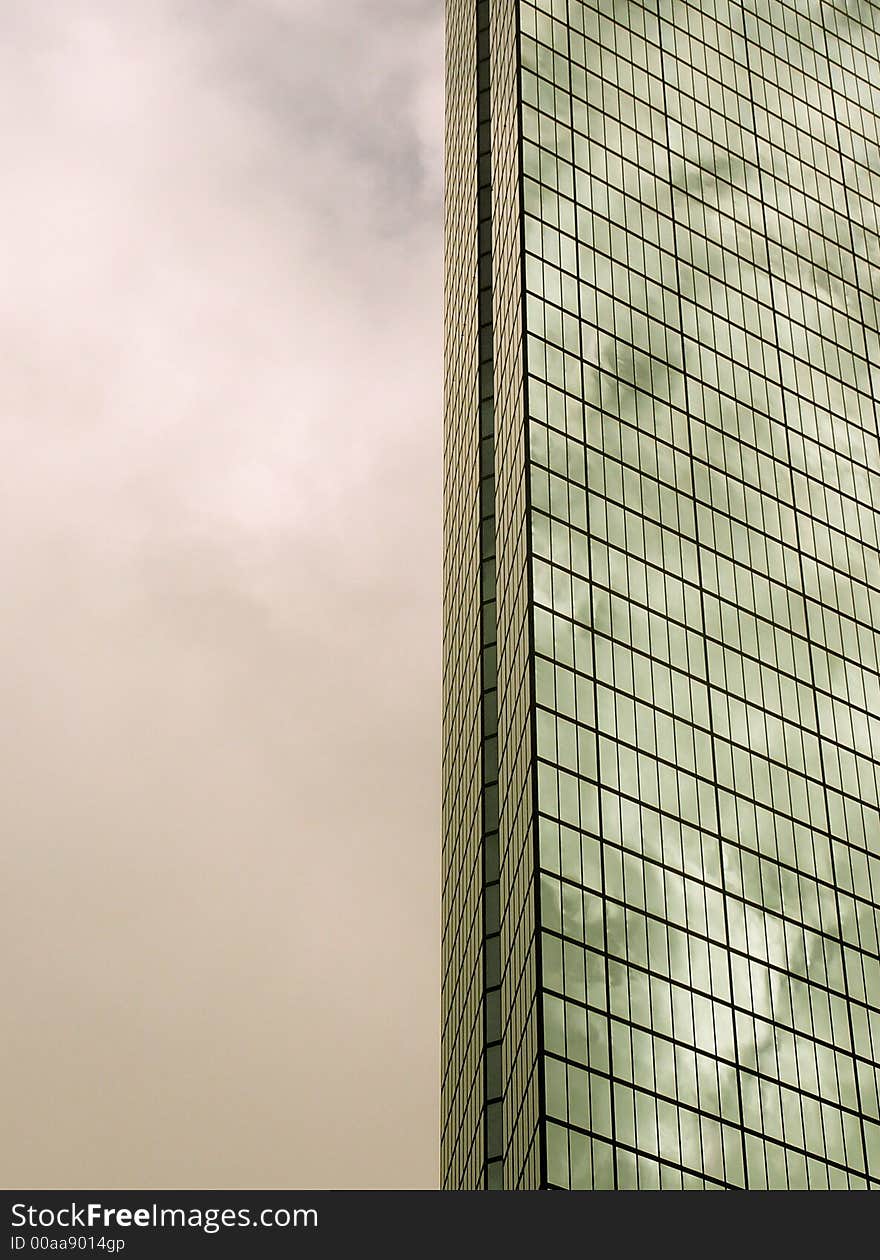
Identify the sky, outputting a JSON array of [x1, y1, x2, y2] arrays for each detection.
[[1, 0, 444, 1189]]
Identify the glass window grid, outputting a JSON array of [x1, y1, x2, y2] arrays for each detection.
[[444, 0, 880, 1190]]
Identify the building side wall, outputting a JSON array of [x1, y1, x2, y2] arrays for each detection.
[[523, 0, 880, 1189], [442, 0, 487, 1190], [444, 0, 880, 1191], [490, 0, 544, 1190]]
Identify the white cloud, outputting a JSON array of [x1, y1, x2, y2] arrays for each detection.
[[0, 0, 442, 1188]]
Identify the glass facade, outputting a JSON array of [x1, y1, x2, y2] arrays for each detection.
[[443, 0, 880, 1189]]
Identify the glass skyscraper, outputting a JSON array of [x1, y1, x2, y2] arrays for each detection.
[[442, 0, 880, 1189]]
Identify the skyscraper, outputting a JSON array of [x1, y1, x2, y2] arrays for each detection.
[[442, 0, 880, 1189]]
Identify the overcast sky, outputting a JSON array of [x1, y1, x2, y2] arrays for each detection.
[[1, 0, 443, 1189]]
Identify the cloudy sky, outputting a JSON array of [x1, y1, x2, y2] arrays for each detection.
[[1, 0, 443, 1189]]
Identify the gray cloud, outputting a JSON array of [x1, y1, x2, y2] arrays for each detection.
[[1, 0, 442, 1188]]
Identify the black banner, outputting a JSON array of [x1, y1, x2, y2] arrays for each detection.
[[0, 1185, 698, 1256], [0, 1185, 851, 1256]]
